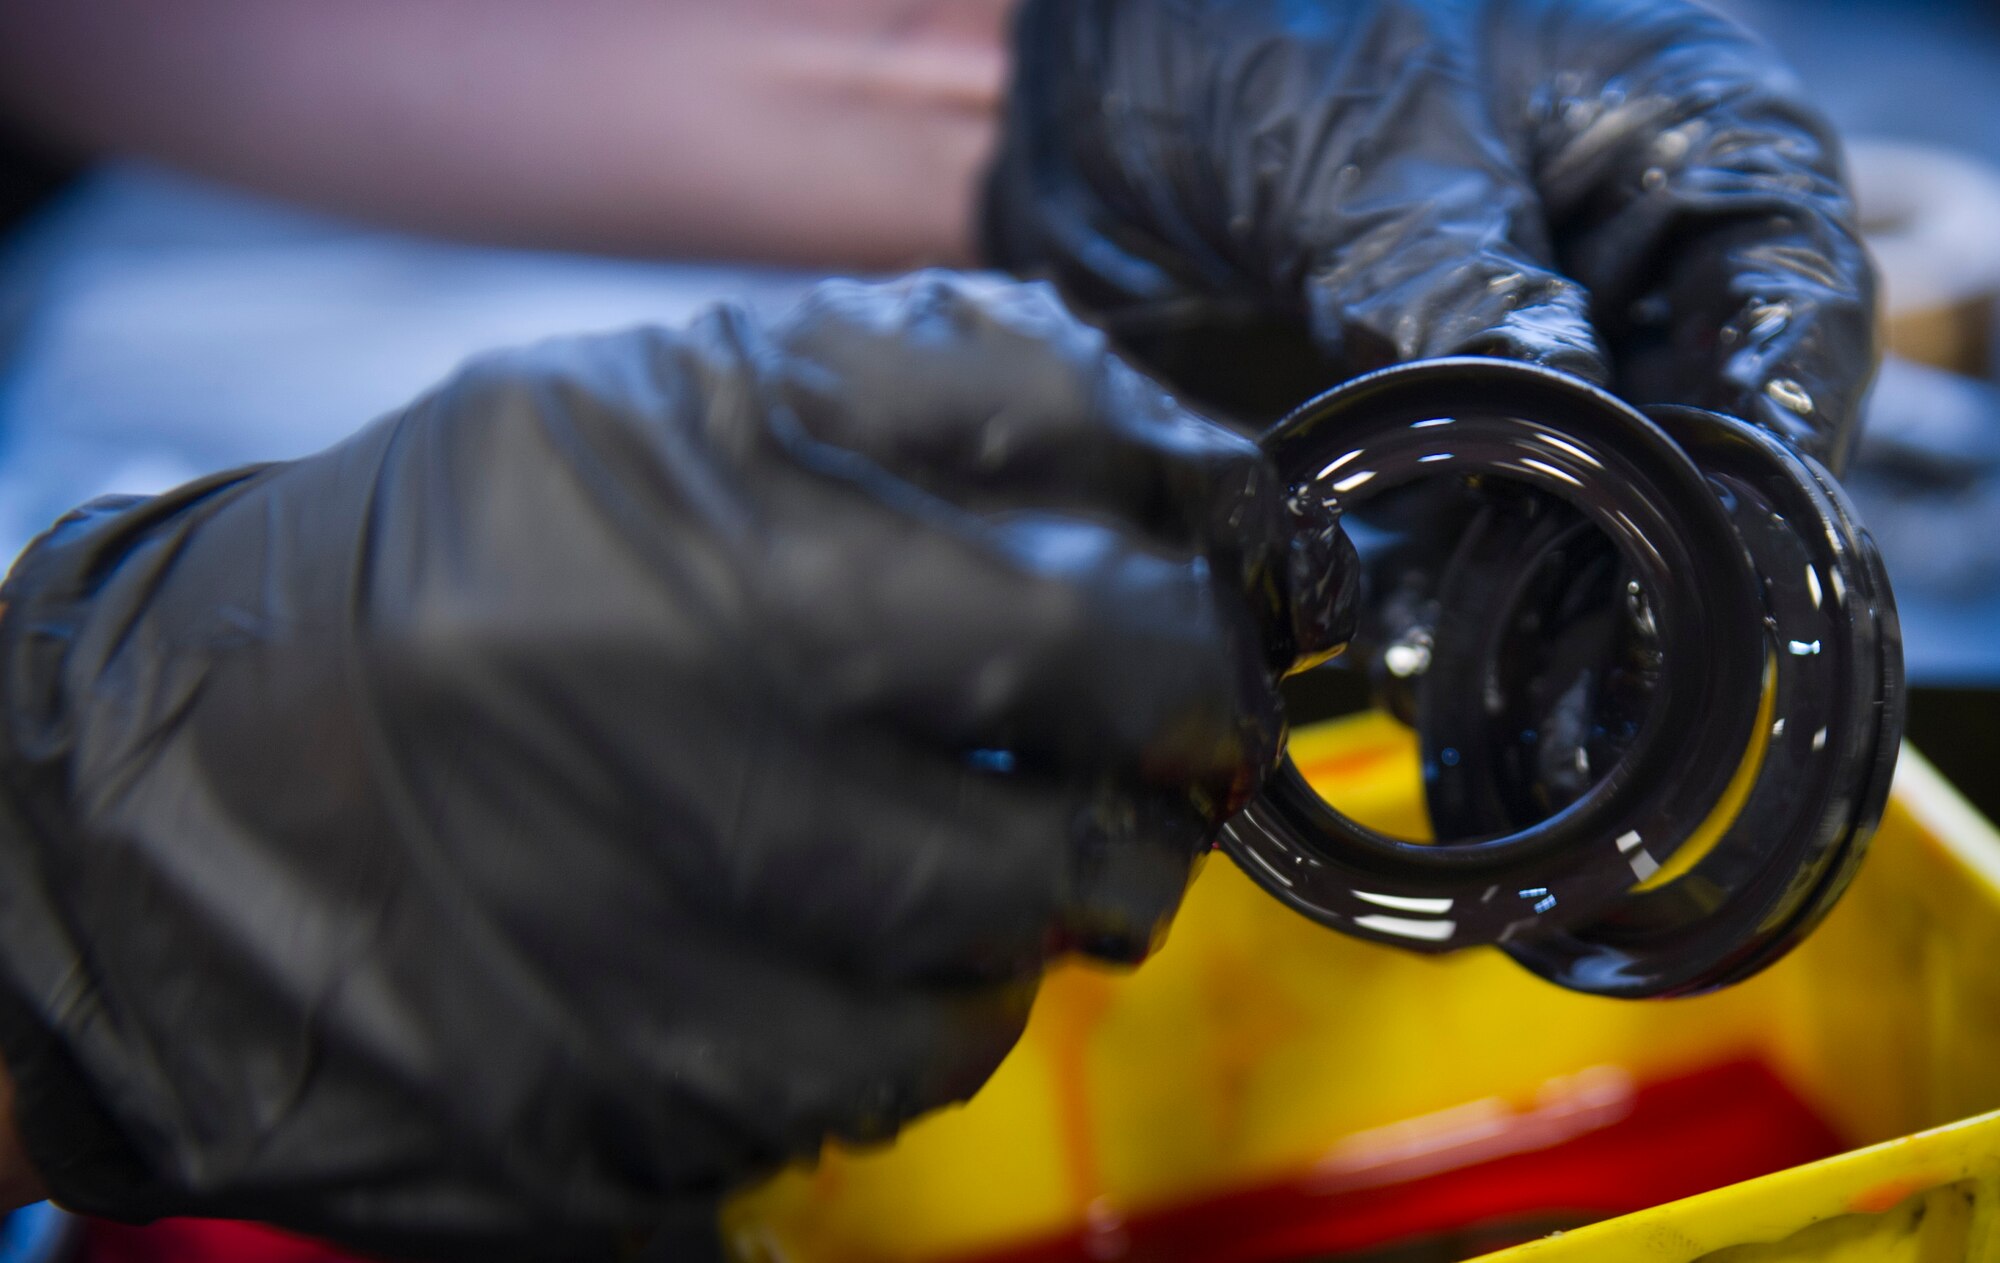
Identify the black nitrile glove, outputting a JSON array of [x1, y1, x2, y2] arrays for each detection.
[[984, 0, 1878, 826], [0, 273, 1353, 1259], [984, 0, 1877, 465]]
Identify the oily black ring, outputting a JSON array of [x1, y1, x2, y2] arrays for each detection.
[[1221, 358, 1900, 998], [1482, 406, 1902, 996]]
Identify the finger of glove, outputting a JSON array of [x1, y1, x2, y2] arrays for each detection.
[[762, 272, 1358, 671], [757, 490, 1286, 800], [598, 925, 1040, 1163], [707, 970, 1034, 1154], [767, 273, 1272, 555], [1056, 788, 1211, 964], [1493, 0, 1877, 472], [698, 729, 1209, 979], [671, 729, 1068, 984]]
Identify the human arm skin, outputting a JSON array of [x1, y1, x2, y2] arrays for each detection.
[[0, 0, 1011, 267]]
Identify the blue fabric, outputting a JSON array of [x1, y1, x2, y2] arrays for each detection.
[[0, 1203, 72, 1263]]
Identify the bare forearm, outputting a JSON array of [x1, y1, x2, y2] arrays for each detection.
[[0, 0, 1010, 266]]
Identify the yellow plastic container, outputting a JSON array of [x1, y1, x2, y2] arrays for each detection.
[[723, 713, 2000, 1262]]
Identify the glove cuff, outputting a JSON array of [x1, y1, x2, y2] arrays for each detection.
[[975, 0, 1054, 275]]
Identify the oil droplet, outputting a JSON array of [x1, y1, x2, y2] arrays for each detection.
[[1748, 300, 1793, 338], [1384, 629, 1433, 678], [1766, 378, 1815, 416]]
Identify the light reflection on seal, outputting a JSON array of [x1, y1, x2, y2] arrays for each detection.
[[1225, 358, 1902, 999]]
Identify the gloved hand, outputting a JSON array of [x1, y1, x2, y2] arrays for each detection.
[[0, 273, 1353, 1259], [983, 0, 1877, 465], [983, 0, 1878, 829]]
